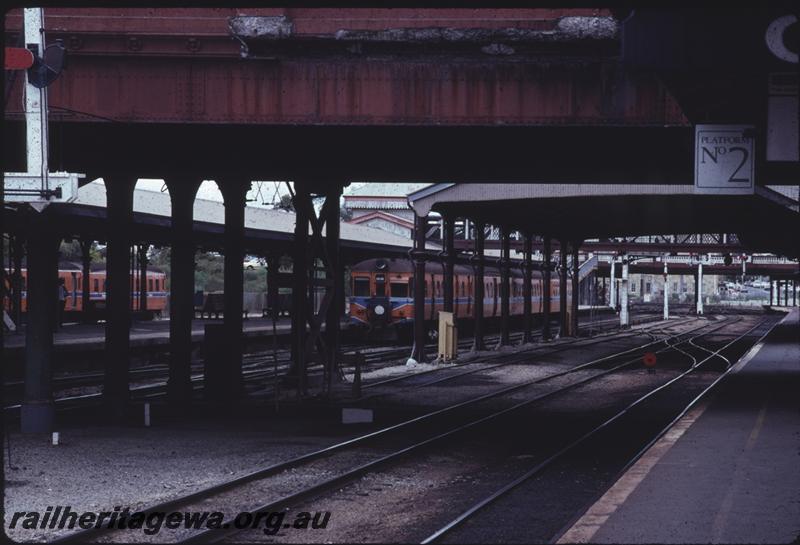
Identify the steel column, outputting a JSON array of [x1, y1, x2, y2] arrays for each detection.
[[165, 177, 201, 407], [138, 244, 148, 312], [12, 235, 24, 325], [21, 219, 57, 433], [769, 277, 774, 305], [325, 185, 342, 393], [80, 239, 92, 322], [499, 226, 511, 346], [559, 239, 568, 336], [620, 259, 629, 327], [570, 242, 579, 337], [443, 215, 455, 313], [220, 178, 249, 399], [267, 254, 279, 316], [522, 232, 533, 343], [291, 183, 310, 393], [472, 220, 486, 351], [542, 236, 552, 341], [697, 259, 704, 315], [103, 175, 136, 417], [793, 280, 797, 307], [663, 257, 669, 320], [610, 259, 616, 309], [412, 213, 427, 363]]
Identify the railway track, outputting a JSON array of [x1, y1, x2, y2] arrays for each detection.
[[353, 314, 688, 398], [48, 316, 732, 543], [3, 313, 664, 414], [422, 314, 778, 543]]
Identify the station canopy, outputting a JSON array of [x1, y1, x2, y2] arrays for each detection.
[[407, 183, 799, 258]]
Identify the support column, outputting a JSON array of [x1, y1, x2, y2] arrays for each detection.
[[267, 254, 279, 316], [291, 181, 310, 393], [559, 239, 568, 336], [220, 178, 250, 398], [325, 185, 343, 391], [769, 277, 774, 305], [499, 226, 511, 346], [21, 219, 58, 433], [793, 280, 797, 307], [620, 259, 629, 327], [542, 236, 552, 341], [472, 220, 486, 351], [443, 215, 455, 313], [610, 258, 616, 309], [138, 244, 148, 312], [12, 235, 24, 326], [412, 213, 428, 363], [103, 175, 136, 417], [697, 258, 704, 315], [663, 256, 669, 320], [165, 177, 201, 407], [80, 239, 92, 323], [570, 242, 579, 337], [522, 232, 533, 343]]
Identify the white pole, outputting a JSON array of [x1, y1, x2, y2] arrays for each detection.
[[23, 7, 48, 188], [610, 259, 616, 309], [663, 257, 669, 320], [620, 260, 629, 327], [697, 258, 704, 315]]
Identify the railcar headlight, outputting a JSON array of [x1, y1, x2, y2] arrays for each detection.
[[374, 305, 385, 316]]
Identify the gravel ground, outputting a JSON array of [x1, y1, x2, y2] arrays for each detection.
[[3, 415, 372, 543], [2, 317, 725, 543]]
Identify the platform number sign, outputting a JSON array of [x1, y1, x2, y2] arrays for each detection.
[[694, 125, 755, 194]]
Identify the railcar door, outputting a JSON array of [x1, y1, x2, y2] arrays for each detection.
[[492, 277, 498, 317], [71, 271, 78, 310]]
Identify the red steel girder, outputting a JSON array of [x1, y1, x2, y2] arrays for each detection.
[[4, 7, 687, 126], [4, 55, 686, 126]]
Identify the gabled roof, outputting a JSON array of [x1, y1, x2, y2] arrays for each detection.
[[345, 182, 432, 198], [347, 210, 415, 229]]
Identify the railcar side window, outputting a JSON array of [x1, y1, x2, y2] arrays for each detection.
[[94, 279, 99, 292], [390, 282, 408, 298], [353, 277, 371, 297], [149, 279, 154, 291]]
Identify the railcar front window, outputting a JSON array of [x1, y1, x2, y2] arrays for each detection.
[[375, 274, 386, 296], [353, 277, 371, 297]]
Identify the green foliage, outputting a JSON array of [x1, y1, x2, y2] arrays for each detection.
[[148, 246, 171, 287], [274, 194, 295, 212], [195, 251, 224, 292]]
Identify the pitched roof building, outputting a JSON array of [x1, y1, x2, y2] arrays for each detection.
[[343, 183, 431, 239]]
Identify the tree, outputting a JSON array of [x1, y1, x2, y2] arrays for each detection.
[[273, 194, 294, 212]]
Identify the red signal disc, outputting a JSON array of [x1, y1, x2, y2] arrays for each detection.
[[643, 352, 657, 367]]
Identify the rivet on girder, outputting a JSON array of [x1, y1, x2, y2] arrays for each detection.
[[68, 35, 83, 50], [127, 37, 143, 52], [186, 37, 201, 52]]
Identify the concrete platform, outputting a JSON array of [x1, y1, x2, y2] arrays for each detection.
[[558, 308, 800, 544]]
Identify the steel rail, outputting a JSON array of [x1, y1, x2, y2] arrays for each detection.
[[420, 316, 773, 544], [359, 315, 682, 393], [50, 318, 712, 544], [176, 318, 737, 544], [550, 315, 779, 544]]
